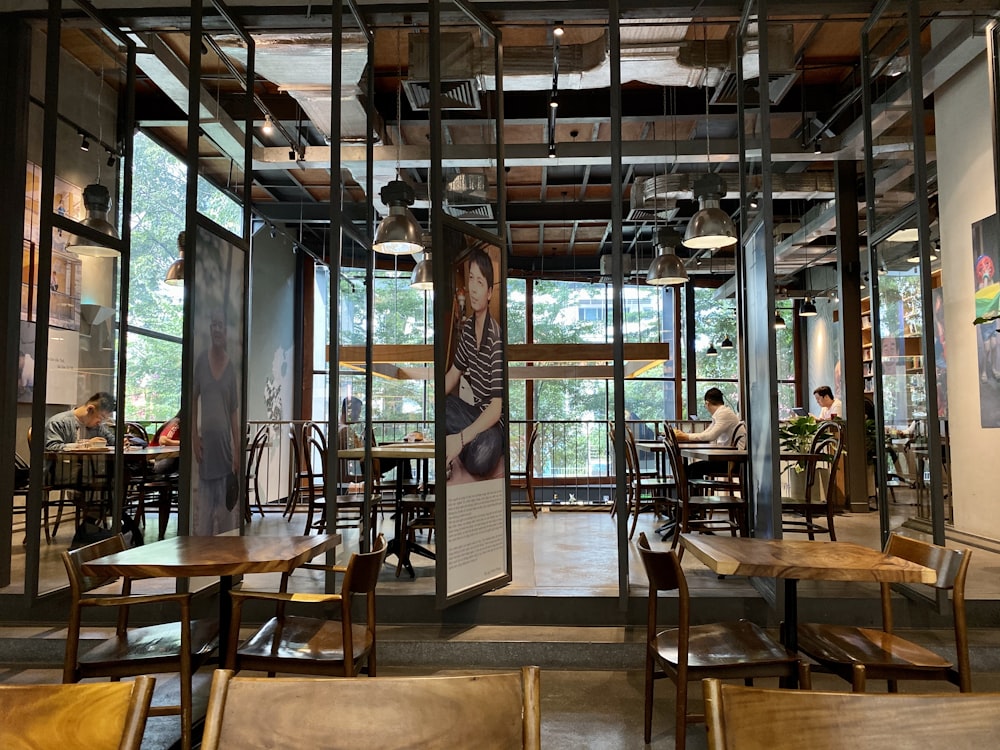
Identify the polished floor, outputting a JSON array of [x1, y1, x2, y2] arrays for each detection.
[[4, 493, 1000, 748]]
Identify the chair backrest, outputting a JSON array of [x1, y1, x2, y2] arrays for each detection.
[[201, 666, 541, 750], [0, 676, 155, 750], [62, 533, 127, 596], [730, 421, 747, 449], [524, 422, 540, 478], [881, 533, 971, 689], [125, 422, 149, 442], [637, 532, 690, 652], [806, 420, 844, 502], [703, 679, 1000, 750], [245, 426, 268, 484], [661, 428, 689, 501]]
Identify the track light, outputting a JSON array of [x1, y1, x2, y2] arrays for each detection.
[[774, 311, 786, 330], [799, 297, 818, 317], [549, 94, 559, 109], [106, 151, 116, 168], [706, 342, 718, 357], [548, 142, 557, 159], [262, 114, 274, 135], [813, 137, 822, 154], [269, 224, 277, 239], [553, 23, 564, 37], [288, 148, 296, 160], [79, 132, 90, 152], [720, 334, 734, 350], [373, 180, 422, 255], [749, 197, 759, 210]]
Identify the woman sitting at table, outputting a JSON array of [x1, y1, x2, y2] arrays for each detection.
[[673, 387, 742, 480], [150, 412, 180, 475]]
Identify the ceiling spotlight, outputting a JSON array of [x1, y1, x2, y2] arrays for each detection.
[[813, 137, 822, 155], [547, 142, 557, 159], [79, 133, 90, 152], [288, 148, 296, 160], [646, 226, 688, 286], [774, 311, 787, 330], [262, 114, 275, 135], [553, 23, 564, 37], [549, 94, 559, 109], [706, 342, 719, 357], [269, 224, 277, 239], [799, 297, 818, 317], [684, 174, 737, 249], [106, 151, 116, 168], [720, 334, 734, 350], [373, 180, 422, 255], [749, 197, 759, 210]]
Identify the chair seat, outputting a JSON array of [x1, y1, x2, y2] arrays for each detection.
[[79, 618, 219, 669], [653, 620, 797, 671], [797, 623, 952, 671], [238, 614, 372, 664]]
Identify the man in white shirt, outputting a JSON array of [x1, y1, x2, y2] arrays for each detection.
[[813, 385, 843, 420], [673, 388, 743, 480]]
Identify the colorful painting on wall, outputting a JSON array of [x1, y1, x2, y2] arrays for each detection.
[[972, 213, 1000, 427]]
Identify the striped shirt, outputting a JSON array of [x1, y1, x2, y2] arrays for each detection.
[[453, 313, 503, 412]]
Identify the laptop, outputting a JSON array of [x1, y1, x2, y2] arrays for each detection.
[[790, 406, 809, 417]]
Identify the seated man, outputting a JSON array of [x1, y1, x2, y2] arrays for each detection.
[[44, 391, 116, 451], [813, 385, 842, 420], [673, 387, 742, 481], [339, 397, 414, 485]]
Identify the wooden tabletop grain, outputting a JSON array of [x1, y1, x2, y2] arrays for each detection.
[[680, 534, 937, 584]]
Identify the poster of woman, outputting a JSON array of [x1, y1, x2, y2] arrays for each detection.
[[972, 214, 1000, 427]]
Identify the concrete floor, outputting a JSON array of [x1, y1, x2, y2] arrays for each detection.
[[4, 493, 1000, 748]]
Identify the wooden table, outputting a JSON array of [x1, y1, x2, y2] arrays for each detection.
[[679, 534, 936, 657], [338, 443, 435, 578], [82, 533, 341, 655]]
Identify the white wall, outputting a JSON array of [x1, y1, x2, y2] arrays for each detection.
[[935, 42, 999, 539]]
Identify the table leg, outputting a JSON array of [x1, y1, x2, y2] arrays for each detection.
[[219, 574, 233, 658], [779, 577, 799, 688]]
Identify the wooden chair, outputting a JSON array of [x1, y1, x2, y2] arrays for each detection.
[[688, 421, 746, 496], [608, 424, 673, 538], [0, 676, 155, 750], [26, 428, 78, 543], [62, 534, 220, 750], [303, 426, 367, 534], [780, 419, 844, 540], [703, 679, 1000, 750], [636, 533, 808, 749], [226, 534, 388, 678], [797, 533, 972, 692], [202, 665, 540, 750], [510, 421, 540, 517], [662, 428, 746, 549], [244, 424, 268, 520]]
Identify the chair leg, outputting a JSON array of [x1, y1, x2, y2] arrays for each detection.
[[674, 677, 688, 750], [851, 663, 867, 692], [643, 650, 655, 744]]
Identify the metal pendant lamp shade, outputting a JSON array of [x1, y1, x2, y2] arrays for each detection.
[[164, 231, 185, 286], [373, 180, 422, 255], [683, 174, 737, 249], [774, 311, 787, 330], [706, 342, 719, 357], [720, 334, 734, 350], [646, 226, 688, 286], [410, 251, 433, 290], [67, 184, 120, 257], [799, 297, 818, 317]]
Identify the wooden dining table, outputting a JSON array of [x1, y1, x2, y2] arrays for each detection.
[[82, 533, 341, 655], [337, 443, 435, 578], [679, 533, 937, 663]]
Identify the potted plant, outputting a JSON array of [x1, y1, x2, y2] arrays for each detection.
[[778, 414, 820, 472]]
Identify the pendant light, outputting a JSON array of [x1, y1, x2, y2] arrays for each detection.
[[164, 231, 185, 286], [799, 297, 818, 317], [774, 311, 787, 330], [373, 180, 422, 255], [646, 228, 688, 287], [684, 173, 737, 249], [410, 234, 433, 290], [706, 342, 719, 357], [374, 44, 422, 256], [66, 184, 120, 257], [684, 23, 737, 250], [720, 334, 734, 350]]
